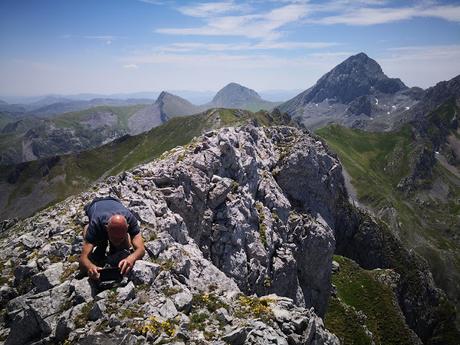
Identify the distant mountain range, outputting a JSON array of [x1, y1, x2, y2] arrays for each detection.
[[1, 53, 458, 168], [0, 84, 284, 118], [0, 83, 280, 165], [117, 83, 280, 135], [0, 97, 154, 117]]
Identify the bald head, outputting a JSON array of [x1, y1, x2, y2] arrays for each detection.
[[107, 215, 128, 246], [107, 214, 128, 233]]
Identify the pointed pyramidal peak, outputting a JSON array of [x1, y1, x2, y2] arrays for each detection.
[[155, 91, 179, 104], [154, 90, 200, 114], [278, 52, 419, 131], [128, 91, 204, 135], [301, 52, 407, 104], [211, 82, 262, 108]]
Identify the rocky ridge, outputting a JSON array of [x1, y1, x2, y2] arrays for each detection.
[[0, 124, 454, 344]]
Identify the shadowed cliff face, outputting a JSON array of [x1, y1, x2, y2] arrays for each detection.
[[0, 124, 456, 344]]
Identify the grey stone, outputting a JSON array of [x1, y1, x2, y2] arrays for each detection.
[[71, 278, 94, 304], [0, 285, 17, 305], [88, 301, 106, 321], [5, 307, 48, 345], [31, 262, 64, 292], [6, 282, 71, 344], [209, 177, 233, 209], [117, 281, 136, 302], [13, 261, 38, 288], [130, 260, 161, 286], [172, 290, 193, 313], [222, 327, 248, 345], [20, 234, 43, 250], [158, 298, 178, 319], [215, 307, 233, 324], [246, 321, 288, 345]]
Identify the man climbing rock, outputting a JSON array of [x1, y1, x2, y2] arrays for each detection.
[[79, 197, 145, 280]]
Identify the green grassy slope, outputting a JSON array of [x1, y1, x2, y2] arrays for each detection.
[[0, 112, 15, 130], [0, 108, 287, 220], [316, 105, 460, 321], [0, 105, 147, 165], [325, 256, 417, 345]]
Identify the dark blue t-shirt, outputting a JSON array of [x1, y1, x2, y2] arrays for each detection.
[[85, 197, 140, 245]]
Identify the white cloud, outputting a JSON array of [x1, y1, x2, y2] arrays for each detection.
[[123, 64, 139, 69]]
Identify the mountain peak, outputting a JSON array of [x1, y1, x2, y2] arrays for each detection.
[[211, 83, 262, 107], [289, 53, 407, 105], [350, 52, 371, 61], [156, 91, 175, 102]]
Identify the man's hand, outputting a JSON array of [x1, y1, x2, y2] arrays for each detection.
[[88, 265, 102, 280], [119, 255, 136, 276]]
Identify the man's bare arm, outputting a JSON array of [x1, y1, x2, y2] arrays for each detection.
[[131, 233, 145, 261], [79, 242, 101, 280], [119, 234, 145, 275]]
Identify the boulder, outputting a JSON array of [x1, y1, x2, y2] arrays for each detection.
[[31, 262, 64, 292]]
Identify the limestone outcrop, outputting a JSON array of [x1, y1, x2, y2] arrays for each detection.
[[0, 124, 453, 344]]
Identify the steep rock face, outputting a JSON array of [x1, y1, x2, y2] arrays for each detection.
[[0, 125, 342, 344]]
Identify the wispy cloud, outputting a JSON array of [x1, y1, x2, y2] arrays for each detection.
[[158, 41, 338, 52], [84, 35, 118, 45], [156, 3, 310, 40], [307, 2, 460, 25], [159, 0, 460, 38], [138, 0, 166, 5], [178, 1, 250, 17], [61, 34, 122, 45]]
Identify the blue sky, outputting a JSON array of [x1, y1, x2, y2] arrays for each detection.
[[1, 0, 460, 97]]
